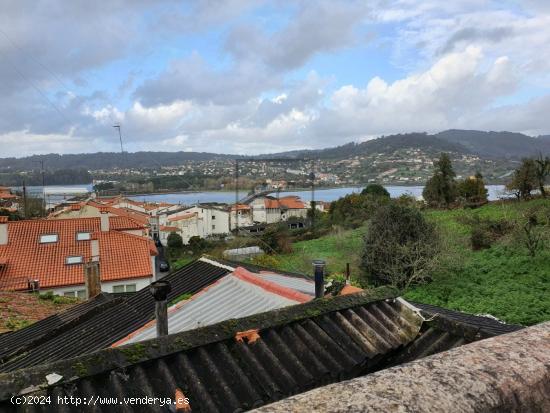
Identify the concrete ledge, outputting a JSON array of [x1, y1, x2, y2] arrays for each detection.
[[254, 322, 550, 413]]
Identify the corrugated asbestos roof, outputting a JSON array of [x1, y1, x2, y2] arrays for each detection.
[[0, 293, 118, 363], [256, 272, 315, 295], [120, 274, 304, 344], [410, 301, 523, 336], [0, 292, 524, 412], [0, 259, 231, 373], [0, 291, 417, 412]]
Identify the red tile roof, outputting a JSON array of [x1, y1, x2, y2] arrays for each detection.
[[160, 225, 180, 232], [264, 196, 306, 209], [0, 218, 156, 291], [167, 212, 197, 222], [231, 204, 251, 211]]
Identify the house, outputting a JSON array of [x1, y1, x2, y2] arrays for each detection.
[[0, 288, 531, 412], [247, 195, 308, 224], [0, 215, 157, 297], [160, 203, 230, 245], [230, 203, 254, 230], [0, 187, 18, 212], [48, 200, 150, 236]]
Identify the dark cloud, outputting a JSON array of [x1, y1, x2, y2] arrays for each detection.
[[439, 27, 515, 54]]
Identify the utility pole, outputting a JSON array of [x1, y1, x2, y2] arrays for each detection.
[[39, 160, 45, 216], [235, 159, 239, 236], [113, 124, 124, 153], [22, 179, 27, 219], [309, 160, 316, 232]]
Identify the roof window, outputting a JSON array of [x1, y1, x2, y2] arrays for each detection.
[[39, 234, 58, 243], [66, 256, 83, 265], [76, 232, 91, 241]]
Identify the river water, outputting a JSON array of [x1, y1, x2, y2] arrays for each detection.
[[15, 184, 509, 207], [128, 185, 509, 204]]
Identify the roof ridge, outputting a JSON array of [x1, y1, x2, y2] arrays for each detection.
[[233, 267, 311, 302]]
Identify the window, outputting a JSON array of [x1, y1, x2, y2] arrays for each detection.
[[76, 232, 91, 241], [63, 290, 85, 298], [212, 215, 216, 219], [66, 256, 83, 265], [39, 234, 58, 243], [212, 224, 216, 230], [113, 284, 136, 293]]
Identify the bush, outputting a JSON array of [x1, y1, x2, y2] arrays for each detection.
[[471, 226, 493, 250], [167, 232, 183, 250], [328, 192, 390, 228], [361, 184, 390, 198], [260, 224, 293, 254], [360, 204, 440, 290]]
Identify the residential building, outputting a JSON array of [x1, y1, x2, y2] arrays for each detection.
[[229, 203, 254, 230], [0, 215, 157, 297], [248, 195, 308, 224], [48, 201, 150, 237]]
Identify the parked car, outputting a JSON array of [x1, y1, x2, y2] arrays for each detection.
[[159, 261, 170, 272]]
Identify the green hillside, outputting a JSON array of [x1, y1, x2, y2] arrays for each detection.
[[254, 199, 550, 325]]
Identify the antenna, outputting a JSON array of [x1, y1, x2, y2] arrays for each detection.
[[113, 124, 124, 154]]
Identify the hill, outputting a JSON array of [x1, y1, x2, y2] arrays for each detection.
[[435, 130, 550, 159], [1, 130, 549, 172]]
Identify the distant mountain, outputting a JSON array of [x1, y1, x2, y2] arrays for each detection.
[[1, 130, 549, 172], [435, 130, 550, 159], [0, 151, 236, 171], [263, 133, 470, 160]]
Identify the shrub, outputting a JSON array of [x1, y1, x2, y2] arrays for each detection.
[[471, 226, 493, 250], [260, 224, 293, 254], [360, 204, 440, 290], [361, 184, 390, 198], [167, 232, 183, 250]]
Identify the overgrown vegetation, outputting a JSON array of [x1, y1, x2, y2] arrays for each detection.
[[361, 204, 440, 290]]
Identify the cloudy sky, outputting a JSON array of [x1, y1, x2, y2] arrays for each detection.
[[1, 0, 550, 157]]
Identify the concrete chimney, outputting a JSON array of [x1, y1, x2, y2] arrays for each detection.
[[0, 216, 8, 245], [84, 261, 101, 299], [312, 259, 326, 299], [90, 237, 99, 261], [150, 280, 172, 337], [99, 209, 109, 232]]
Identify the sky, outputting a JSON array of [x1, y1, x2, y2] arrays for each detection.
[[1, 0, 550, 157]]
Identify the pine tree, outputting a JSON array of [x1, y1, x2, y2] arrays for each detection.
[[422, 153, 457, 207]]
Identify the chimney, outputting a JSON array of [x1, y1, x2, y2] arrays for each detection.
[[0, 216, 7, 245], [312, 259, 325, 299], [99, 209, 109, 232], [90, 236, 99, 261], [84, 261, 101, 299], [150, 280, 172, 337]]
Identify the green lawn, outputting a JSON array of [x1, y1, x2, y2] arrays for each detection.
[[260, 199, 550, 326]]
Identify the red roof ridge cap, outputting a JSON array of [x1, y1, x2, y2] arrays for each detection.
[[232, 267, 311, 303]]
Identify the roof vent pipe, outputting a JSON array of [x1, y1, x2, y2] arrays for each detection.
[[312, 259, 325, 299], [150, 280, 172, 337]]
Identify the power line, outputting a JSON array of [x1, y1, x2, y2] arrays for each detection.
[[0, 47, 73, 125]]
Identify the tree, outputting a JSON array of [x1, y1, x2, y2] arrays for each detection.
[[534, 153, 550, 198], [361, 184, 390, 198], [328, 192, 389, 228], [360, 204, 439, 290], [167, 232, 183, 250], [457, 172, 488, 206], [506, 158, 537, 200], [422, 153, 457, 208]]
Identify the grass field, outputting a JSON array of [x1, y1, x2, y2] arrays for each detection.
[[258, 199, 550, 325]]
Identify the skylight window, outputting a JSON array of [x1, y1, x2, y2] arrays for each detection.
[[39, 234, 58, 243], [66, 256, 83, 265], [76, 232, 91, 241]]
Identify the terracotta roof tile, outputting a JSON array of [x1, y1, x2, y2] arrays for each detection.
[[0, 218, 155, 291], [167, 212, 197, 222]]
